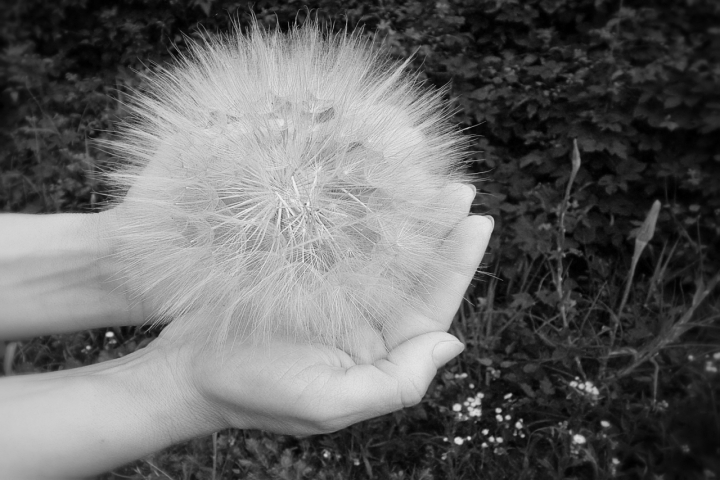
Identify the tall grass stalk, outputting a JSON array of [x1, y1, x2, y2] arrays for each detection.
[[551, 138, 581, 330]]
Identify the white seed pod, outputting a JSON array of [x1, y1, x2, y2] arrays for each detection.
[[104, 20, 473, 357]]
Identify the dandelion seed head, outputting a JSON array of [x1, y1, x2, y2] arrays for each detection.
[[105, 21, 471, 358]]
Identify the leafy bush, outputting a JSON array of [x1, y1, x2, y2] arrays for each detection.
[[2, 0, 719, 478]]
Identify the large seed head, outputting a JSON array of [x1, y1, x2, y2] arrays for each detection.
[[105, 21, 472, 357]]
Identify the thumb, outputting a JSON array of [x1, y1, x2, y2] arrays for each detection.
[[336, 332, 464, 427], [378, 332, 465, 408]]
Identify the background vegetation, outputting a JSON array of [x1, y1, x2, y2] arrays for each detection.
[[1, 0, 719, 478]]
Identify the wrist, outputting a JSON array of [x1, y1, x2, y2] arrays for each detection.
[[0, 212, 145, 339], [0, 340, 225, 479], [133, 339, 229, 442]]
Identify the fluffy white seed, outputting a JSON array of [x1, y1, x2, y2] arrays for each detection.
[[104, 20, 471, 356]]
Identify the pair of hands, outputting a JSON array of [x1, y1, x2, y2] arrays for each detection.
[[0, 184, 490, 479], [137, 183, 492, 436]]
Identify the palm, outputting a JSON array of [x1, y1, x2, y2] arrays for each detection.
[[152, 209, 492, 436]]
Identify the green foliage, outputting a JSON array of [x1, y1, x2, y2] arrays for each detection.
[[2, 0, 719, 478]]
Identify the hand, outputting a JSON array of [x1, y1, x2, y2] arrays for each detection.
[[151, 212, 492, 436], [0, 207, 491, 480]]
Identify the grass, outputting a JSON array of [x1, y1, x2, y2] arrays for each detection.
[[1, 34, 719, 480], [3, 135, 719, 479]]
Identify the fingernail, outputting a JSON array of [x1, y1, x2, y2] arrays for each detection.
[[432, 341, 465, 368], [484, 215, 495, 229], [467, 184, 476, 196]]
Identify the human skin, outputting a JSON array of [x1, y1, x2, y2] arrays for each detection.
[[0, 185, 492, 479]]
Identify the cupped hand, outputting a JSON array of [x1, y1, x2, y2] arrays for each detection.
[[150, 213, 492, 436]]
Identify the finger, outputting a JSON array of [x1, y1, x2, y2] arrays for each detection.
[[434, 183, 476, 229], [425, 214, 493, 323], [336, 332, 464, 423], [341, 319, 388, 364], [383, 214, 493, 349]]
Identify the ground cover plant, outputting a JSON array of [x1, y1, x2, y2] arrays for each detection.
[[1, 0, 719, 478]]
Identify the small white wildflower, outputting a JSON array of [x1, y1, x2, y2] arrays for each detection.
[[452, 403, 462, 412], [503, 393, 513, 399], [353, 458, 360, 466], [105, 331, 115, 338], [496, 415, 504, 422], [496, 437, 503, 444], [569, 380, 578, 388], [515, 421, 523, 430], [572, 434, 586, 445], [495, 408, 502, 413], [713, 352, 720, 360], [481, 429, 489, 435], [469, 383, 475, 389], [481, 442, 488, 448], [504, 415, 511, 421], [612, 458, 620, 465], [688, 354, 695, 361], [443, 437, 448, 442], [453, 437, 464, 445], [488, 436, 495, 443], [601, 420, 610, 428], [322, 449, 331, 459]]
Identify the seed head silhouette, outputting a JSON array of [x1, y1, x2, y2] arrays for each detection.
[[105, 21, 473, 357]]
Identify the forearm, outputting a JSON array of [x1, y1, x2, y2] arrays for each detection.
[[0, 212, 144, 339], [0, 344, 223, 479]]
